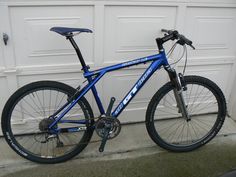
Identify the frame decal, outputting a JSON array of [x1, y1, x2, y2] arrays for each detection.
[[49, 51, 169, 130]]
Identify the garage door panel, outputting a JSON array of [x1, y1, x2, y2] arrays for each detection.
[[0, 77, 10, 117], [1, 2, 235, 125], [0, 44, 5, 67], [9, 6, 94, 66], [25, 17, 81, 58], [102, 68, 168, 114], [177, 64, 232, 97], [188, 0, 235, 3], [17, 73, 83, 87], [17, 73, 94, 108], [104, 6, 177, 63], [185, 7, 236, 59]]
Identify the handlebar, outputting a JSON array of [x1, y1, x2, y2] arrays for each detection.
[[159, 29, 195, 50]]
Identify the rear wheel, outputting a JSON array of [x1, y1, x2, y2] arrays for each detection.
[[1, 81, 94, 163], [146, 75, 226, 152]]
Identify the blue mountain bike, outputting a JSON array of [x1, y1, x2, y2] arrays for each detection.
[[1, 27, 226, 163]]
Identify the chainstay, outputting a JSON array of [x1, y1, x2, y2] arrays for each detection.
[[56, 116, 120, 147], [43, 116, 118, 147]]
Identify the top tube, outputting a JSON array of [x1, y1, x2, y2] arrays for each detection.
[[84, 53, 167, 78]]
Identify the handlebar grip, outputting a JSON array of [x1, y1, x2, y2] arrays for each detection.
[[179, 34, 192, 45], [161, 29, 173, 34], [159, 29, 195, 49], [161, 29, 168, 33]]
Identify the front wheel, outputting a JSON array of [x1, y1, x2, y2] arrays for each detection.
[[146, 75, 226, 152]]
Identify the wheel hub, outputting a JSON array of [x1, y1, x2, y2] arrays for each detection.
[[39, 118, 55, 131]]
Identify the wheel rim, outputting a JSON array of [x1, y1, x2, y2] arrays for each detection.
[[152, 82, 220, 147], [8, 87, 88, 159]]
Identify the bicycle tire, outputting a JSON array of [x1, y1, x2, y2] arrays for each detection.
[[146, 75, 226, 152], [1, 81, 94, 163]]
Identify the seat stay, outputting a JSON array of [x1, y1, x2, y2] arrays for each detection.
[[49, 71, 105, 129]]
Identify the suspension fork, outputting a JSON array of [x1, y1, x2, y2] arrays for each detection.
[[164, 65, 190, 121]]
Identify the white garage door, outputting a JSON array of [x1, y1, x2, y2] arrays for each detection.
[[0, 0, 236, 132]]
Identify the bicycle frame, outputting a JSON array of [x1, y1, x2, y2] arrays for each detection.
[[49, 51, 169, 131]]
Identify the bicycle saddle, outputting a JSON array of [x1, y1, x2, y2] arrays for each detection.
[[50, 27, 93, 36]]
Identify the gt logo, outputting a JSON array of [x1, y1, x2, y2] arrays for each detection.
[[123, 86, 137, 105]]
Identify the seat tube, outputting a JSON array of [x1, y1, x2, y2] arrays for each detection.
[[68, 36, 104, 113]]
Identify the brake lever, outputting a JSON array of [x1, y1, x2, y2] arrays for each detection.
[[190, 44, 195, 50]]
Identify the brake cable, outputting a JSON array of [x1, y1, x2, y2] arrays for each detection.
[[182, 45, 188, 75], [165, 42, 188, 76], [168, 44, 186, 65]]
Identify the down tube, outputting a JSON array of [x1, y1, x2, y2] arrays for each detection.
[[112, 59, 163, 118]]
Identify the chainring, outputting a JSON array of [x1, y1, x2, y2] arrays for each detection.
[[95, 117, 121, 140]]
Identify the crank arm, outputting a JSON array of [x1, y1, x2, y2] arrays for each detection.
[[99, 128, 110, 152]]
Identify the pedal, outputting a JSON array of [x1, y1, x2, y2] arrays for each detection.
[[106, 97, 116, 116]]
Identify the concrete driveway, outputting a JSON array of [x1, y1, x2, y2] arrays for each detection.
[[1, 117, 236, 177]]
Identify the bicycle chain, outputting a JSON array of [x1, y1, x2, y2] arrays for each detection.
[[38, 116, 120, 146], [58, 116, 103, 146]]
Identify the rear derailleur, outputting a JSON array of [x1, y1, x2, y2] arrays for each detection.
[[36, 117, 64, 147]]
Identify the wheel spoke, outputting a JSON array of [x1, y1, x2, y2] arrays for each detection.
[[148, 76, 225, 151], [5, 84, 93, 163]]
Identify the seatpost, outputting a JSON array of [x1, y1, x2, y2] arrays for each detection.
[[67, 36, 89, 72]]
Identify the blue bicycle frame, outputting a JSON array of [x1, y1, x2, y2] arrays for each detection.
[[49, 51, 169, 131]]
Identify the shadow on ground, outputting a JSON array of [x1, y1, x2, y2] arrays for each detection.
[[2, 136, 236, 177]]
